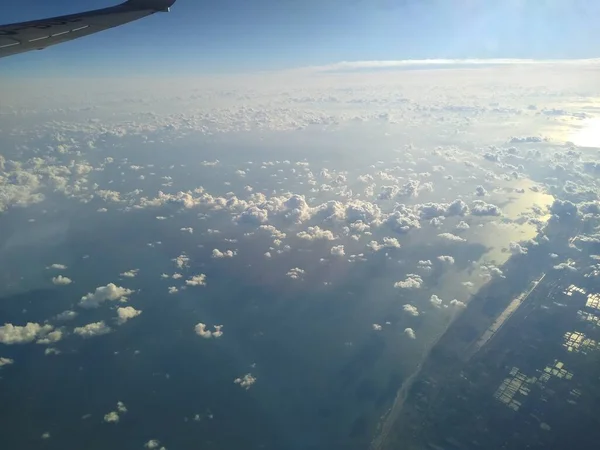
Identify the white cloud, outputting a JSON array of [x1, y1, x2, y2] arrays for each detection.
[[297, 226, 336, 241], [509, 241, 528, 255], [104, 411, 119, 423], [367, 237, 401, 251], [471, 200, 502, 216], [180, 227, 194, 234], [79, 283, 134, 309], [52, 275, 72, 285], [212, 249, 236, 258], [36, 330, 63, 345], [287, 267, 305, 279], [47, 264, 67, 270], [116, 306, 142, 325], [403, 304, 420, 316], [120, 269, 139, 278], [172, 273, 182, 279], [117, 401, 127, 413], [437, 232, 466, 242], [450, 299, 467, 308], [430, 295, 443, 307], [394, 274, 423, 289], [404, 328, 416, 339], [194, 323, 223, 339], [330, 245, 345, 257], [437, 255, 455, 264], [173, 253, 190, 269], [0, 357, 14, 367], [144, 439, 166, 449], [234, 373, 257, 390], [74, 321, 112, 338], [168, 286, 179, 294], [455, 221, 470, 231], [372, 324, 382, 331], [186, 274, 207, 286], [0, 322, 54, 345]]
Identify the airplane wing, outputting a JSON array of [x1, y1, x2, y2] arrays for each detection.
[[0, 0, 176, 59]]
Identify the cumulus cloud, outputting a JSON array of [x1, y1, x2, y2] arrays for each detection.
[[297, 226, 336, 241], [367, 237, 401, 251], [471, 200, 502, 216], [437, 232, 466, 242], [180, 227, 194, 234], [186, 274, 207, 286], [554, 262, 576, 271], [287, 268, 305, 279], [0, 322, 54, 345], [120, 269, 139, 278], [234, 373, 257, 390], [116, 306, 142, 325], [194, 323, 223, 339], [394, 274, 423, 289], [79, 283, 134, 309], [104, 411, 120, 423], [0, 357, 14, 367], [168, 286, 179, 294], [450, 299, 467, 308], [403, 304, 420, 316], [430, 295, 443, 307], [47, 264, 67, 270], [455, 221, 470, 231], [372, 324, 383, 331], [52, 275, 72, 285], [36, 330, 63, 345], [509, 241, 528, 255], [144, 440, 166, 450], [330, 245, 345, 257], [475, 185, 488, 197], [73, 321, 112, 338], [55, 310, 77, 321], [480, 264, 505, 279], [404, 328, 416, 339], [212, 249, 236, 258], [173, 253, 190, 269], [437, 255, 455, 264]]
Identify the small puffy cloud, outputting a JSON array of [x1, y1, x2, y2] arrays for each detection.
[[475, 185, 488, 197], [438, 232, 466, 242], [79, 283, 134, 309], [404, 328, 416, 339], [330, 245, 345, 257], [52, 275, 72, 285], [104, 411, 119, 423], [509, 241, 527, 255], [194, 323, 223, 339], [403, 304, 420, 316], [553, 262, 576, 271], [471, 200, 502, 216], [430, 295, 443, 307], [455, 221, 470, 231], [450, 299, 466, 308], [168, 286, 179, 294], [144, 440, 165, 450], [116, 306, 142, 325], [173, 253, 190, 269], [212, 249, 236, 258], [120, 269, 139, 278], [437, 255, 455, 264], [480, 264, 505, 279], [372, 324, 383, 331], [180, 227, 194, 234], [0, 357, 14, 367], [44, 348, 60, 356], [394, 274, 423, 289], [117, 401, 127, 413], [234, 373, 257, 390], [41, 432, 50, 440], [186, 274, 207, 286], [47, 264, 67, 270], [55, 310, 77, 321], [36, 330, 63, 345], [367, 237, 401, 251], [297, 226, 336, 241], [172, 273, 182, 279], [287, 268, 305, 279], [0, 322, 54, 345], [74, 321, 112, 338]]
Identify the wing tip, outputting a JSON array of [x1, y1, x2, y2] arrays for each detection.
[[125, 0, 176, 12]]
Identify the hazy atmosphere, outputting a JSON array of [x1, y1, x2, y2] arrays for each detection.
[[2, 2, 600, 450]]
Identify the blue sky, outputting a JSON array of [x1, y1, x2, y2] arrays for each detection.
[[1, 0, 600, 76]]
